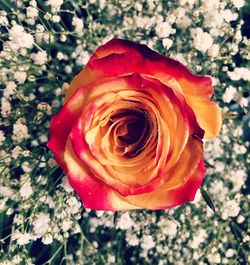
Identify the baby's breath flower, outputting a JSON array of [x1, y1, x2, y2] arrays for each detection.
[[9, 25, 34, 50], [191, 27, 213, 53], [23, 150, 31, 157], [66, 196, 81, 215], [72, 17, 84, 33], [158, 219, 178, 237], [61, 218, 73, 232], [0, 130, 6, 145], [12, 231, 34, 245], [32, 51, 48, 65], [12, 120, 30, 142], [47, 0, 64, 9], [207, 253, 221, 264], [37, 102, 52, 114], [208, 44, 220, 57], [201, 0, 219, 12], [0, 11, 9, 26], [41, 233, 53, 245], [116, 212, 134, 230], [190, 228, 207, 249], [0, 186, 14, 197], [222, 86, 237, 103], [141, 235, 155, 250], [11, 146, 22, 159], [162, 38, 173, 50], [221, 199, 241, 220], [61, 176, 73, 193], [52, 15, 60, 23], [155, 21, 174, 38], [14, 71, 27, 84], [33, 213, 50, 237], [1, 97, 11, 117], [232, 0, 245, 9], [27, 6, 39, 18], [20, 179, 33, 199], [227, 67, 250, 81], [126, 231, 140, 246], [3, 81, 16, 98]]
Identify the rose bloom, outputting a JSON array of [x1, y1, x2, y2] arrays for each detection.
[[48, 39, 221, 211]]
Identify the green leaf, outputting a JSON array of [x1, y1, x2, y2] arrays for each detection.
[[200, 187, 216, 214], [204, 160, 215, 168], [0, 0, 16, 11], [113, 212, 119, 226], [222, 112, 239, 119]]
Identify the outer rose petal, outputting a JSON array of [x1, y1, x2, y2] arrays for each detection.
[[65, 136, 204, 211], [67, 74, 202, 196], [47, 86, 88, 169], [48, 38, 219, 211], [124, 159, 205, 210], [65, 138, 141, 210], [65, 38, 221, 139]]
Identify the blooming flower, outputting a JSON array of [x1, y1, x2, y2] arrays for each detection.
[[14, 71, 27, 84], [47, 0, 64, 9], [1, 97, 11, 117], [221, 199, 241, 220], [232, 0, 245, 9], [155, 21, 174, 38], [48, 38, 221, 211], [162, 38, 173, 50], [116, 212, 134, 230], [12, 120, 30, 142], [32, 51, 48, 65], [191, 28, 213, 53], [72, 17, 84, 33], [0, 130, 6, 145], [33, 213, 50, 237], [227, 67, 250, 81], [27, 6, 38, 18], [41, 233, 53, 245], [208, 44, 220, 57], [0, 186, 14, 197], [12, 231, 34, 245], [9, 25, 34, 50], [0, 11, 8, 26], [141, 235, 155, 250], [3, 81, 16, 98], [0, 2, 247, 263], [20, 180, 33, 199]]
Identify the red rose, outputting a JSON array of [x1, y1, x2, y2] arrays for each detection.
[[48, 38, 221, 210]]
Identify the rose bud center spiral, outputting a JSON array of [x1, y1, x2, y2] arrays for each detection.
[[109, 108, 152, 158]]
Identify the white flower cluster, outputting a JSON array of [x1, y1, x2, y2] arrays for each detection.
[[0, 0, 249, 264], [8, 25, 34, 50]]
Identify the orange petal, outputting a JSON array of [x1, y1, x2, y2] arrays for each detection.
[[124, 158, 205, 210], [65, 138, 140, 210], [47, 86, 88, 169], [73, 38, 221, 138]]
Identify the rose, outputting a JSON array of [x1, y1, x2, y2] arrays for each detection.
[[48, 38, 221, 211]]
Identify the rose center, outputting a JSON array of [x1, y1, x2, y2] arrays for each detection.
[[119, 119, 145, 144], [110, 109, 151, 157]]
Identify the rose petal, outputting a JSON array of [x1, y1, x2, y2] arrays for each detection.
[[47, 86, 88, 169], [65, 138, 140, 210], [124, 157, 205, 210], [65, 38, 221, 139]]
